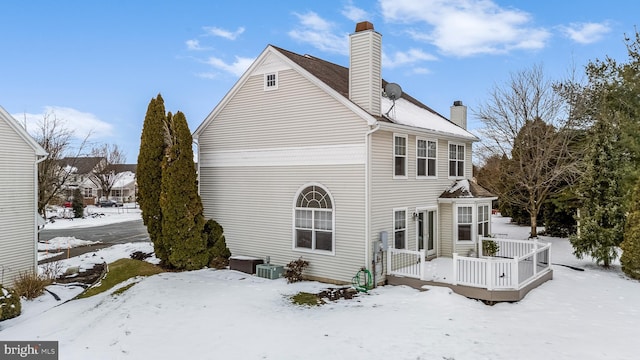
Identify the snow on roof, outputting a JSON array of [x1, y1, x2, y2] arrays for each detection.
[[113, 171, 136, 188], [381, 97, 477, 140]]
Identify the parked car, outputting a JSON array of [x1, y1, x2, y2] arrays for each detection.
[[98, 199, 122, 207]]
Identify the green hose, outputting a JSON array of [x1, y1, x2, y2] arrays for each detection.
[[352, 268, 373, 292]]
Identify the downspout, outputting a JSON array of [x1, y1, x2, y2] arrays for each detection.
[[364, 122, 380, 284], [34, 154, 48, 273]]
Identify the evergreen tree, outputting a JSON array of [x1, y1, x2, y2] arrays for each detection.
[[71, 188, 84, 218], [160, 111, 209, 270], [137, 95, 169, 263], [570, 118, 626, 266], [621, 178, 640, 279]]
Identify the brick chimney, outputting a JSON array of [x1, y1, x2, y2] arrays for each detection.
[[450, 100, 467, 129], [349, 21, 382, 116]]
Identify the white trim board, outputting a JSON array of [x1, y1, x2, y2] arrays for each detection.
[[200, 144, 366, 167]]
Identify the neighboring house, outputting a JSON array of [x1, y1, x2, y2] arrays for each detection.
[[194, 22, 548, 293], [59, 156, 105, 205], [0, 105, 47, 287], [59, 158, 137, 205]]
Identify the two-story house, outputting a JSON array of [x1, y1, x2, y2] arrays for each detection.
[[194, 21, 497, 284]]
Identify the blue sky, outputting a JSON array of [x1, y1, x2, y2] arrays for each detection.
[[1, 0, 636, 163]]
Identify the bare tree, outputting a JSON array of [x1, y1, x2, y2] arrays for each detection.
[[88, 144, 127, 200], [475, 64, 582, 237], [31, 112, 90, 216]]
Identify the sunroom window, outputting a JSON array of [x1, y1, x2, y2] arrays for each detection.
[[294, 185, 333, 252], [457, 206, 473, 242]]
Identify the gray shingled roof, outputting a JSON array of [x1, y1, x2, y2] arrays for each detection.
[[272, 45, 450, 122]]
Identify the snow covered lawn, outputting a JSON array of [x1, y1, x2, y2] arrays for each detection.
[[44, 204, 141, 230], [2, 216, 639, 360]]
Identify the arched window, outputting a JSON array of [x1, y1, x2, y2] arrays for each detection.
[[294, 185, 334, 252]]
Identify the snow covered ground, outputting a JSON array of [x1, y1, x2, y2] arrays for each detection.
[[44, 204, 141, 230], [2, 215, 639, 360]]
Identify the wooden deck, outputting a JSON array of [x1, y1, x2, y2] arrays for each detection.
[[387, 269, 553, 302]]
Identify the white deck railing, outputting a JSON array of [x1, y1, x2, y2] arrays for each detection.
[[387, 238, 552, 291], [455, 238, 551, 290], [387, 248, 425, 279]]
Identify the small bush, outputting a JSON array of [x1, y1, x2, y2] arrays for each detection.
[[12, 272, 52, 300], [204, 219, 232, 269], [284, 257, 309, 283], [40, 261, 63, 281], [0, 285, 22, 321], [482, 240, 499, 257]]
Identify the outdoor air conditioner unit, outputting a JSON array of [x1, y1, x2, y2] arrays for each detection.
[[256, 264, 284, 280]]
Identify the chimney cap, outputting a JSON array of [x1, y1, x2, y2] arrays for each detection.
[[453, 100, 463, 106], [355, 21, 374, 32]]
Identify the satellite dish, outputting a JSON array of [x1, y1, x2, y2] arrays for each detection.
[[384, 83, 402, 100], [384, 83, 403, 118]]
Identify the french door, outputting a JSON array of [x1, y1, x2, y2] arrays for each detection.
[[417, 210, 437, 257]]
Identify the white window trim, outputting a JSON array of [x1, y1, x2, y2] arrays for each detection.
[[477, 203, 491, 237], [392, 207, 408, 249], [291, 183, 335, 255], [264, 72, 278, 91], [455, 204, 475, 244], [393, 134, 408, 179], [416, 137, 437, 179], [448, 142, 466, 179], [414, 206, 438, 253]]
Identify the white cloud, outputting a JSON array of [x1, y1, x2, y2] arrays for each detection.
[[186, 39, 209, 51], [383, 48, 438, 68], [205, 56, 255, 77], [560, 22, 611, 44], [288, 12, 349, 55], [204, 26, 245, 40], [379, 0, 551, 57], [342, 4, 370, 22], [16, 106, 113, 141]]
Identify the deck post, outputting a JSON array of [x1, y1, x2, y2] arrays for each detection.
[[419, 249, 426, 280], [452, 253, 458, 285]]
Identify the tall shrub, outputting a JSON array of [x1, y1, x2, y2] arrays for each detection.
[[138, 95, 168, 263], [160, 112, 208, 270]]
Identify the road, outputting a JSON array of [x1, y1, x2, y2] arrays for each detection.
[[39, 219, 150, 263]]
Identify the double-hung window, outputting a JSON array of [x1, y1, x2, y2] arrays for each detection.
[[417, 139, 437, 177], [394, 209, 407, 249], [394, 135, 407, 178], [294, 185, 333, 252], [478, 205, 490, 237], [457, 206, 473, 242], [449, 143, 465, 178]]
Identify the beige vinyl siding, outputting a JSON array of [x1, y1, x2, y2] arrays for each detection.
[[197, 64, 370, 283], [198, 69, 367, 153], [199, 165, 365, 283], [439, 203, 453, 256], [0, 117, 37, 287], [369, 130, 473, 257], [349, 30, 381, 115]]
